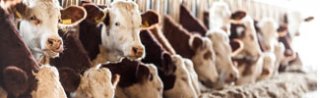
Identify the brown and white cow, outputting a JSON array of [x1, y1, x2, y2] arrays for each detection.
[[102, 58, 163, 98], [140, 29, 198, 97], [229, 11, 275, 85], [179, 4, 239, 86], [162, 15, 220, 89], [14, 0, 86, 63], [0, 2, 66, 97], [78, 1, 159, 65], [49, 28, 119, 98]]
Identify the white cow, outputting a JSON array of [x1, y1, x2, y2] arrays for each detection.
[[31, 64, 67, 98], [16, 0, 86, 63], [73, 65, 119, 98], [206, 29, 240, 86]]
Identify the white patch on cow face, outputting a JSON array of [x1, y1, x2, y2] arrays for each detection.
[[190, 37, 220, 89], [164, 55, 198, 98], [31, 64, 67, 98], [207, 30, 240, 84], [116, 64, 163, 98], [74, 66, 115, 98], [209, 1, 231, 34], [100, 1, 145, 62], [259, 18, 279, 51], [19, 0, 63, 59]]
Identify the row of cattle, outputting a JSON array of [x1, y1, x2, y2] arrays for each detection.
[[0, 0, 312, 98]]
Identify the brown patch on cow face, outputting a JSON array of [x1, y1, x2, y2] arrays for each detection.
[[82, 4, 105, 24], [191, 36, 204, 50], [103, 59, 152, 88], [179, 4, 207, 36], [230, 10, 246, 20], [203, 51, 213, 60], [141, 10, 159, 28], [160, 52, 177, 90], [277, 25, 288, 32], [230, 23, 246, 39], [58, 68, 81, 92], [60, 6, 87, 25]]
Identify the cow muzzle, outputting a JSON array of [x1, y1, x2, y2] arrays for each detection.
[[128, 45, 145, 60], [44, 37, 63, 58]]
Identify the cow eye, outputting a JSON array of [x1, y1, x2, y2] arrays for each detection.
[[30, 16, 37, 20], [115, 22, 120, 26]]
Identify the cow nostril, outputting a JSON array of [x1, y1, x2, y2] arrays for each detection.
[[47, 39, 54, 45], [132, 47, 138, 54]]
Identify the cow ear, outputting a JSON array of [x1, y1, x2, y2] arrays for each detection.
[[304, 16, 314, 22], [190, 36, 204, 50], [9, 1, 31, 19], [231, 10, 246, 20], [59, 5, 87, 26], [161, 52, 176, 75], [59, 68, 81, 92], [141, 10, 159, 28], [3, 66, 29, 97], [136, 64, 151, 82], [82, 4, 106, 24]]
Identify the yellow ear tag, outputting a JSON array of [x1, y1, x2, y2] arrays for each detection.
[[62, 19, 72, 24], [142, 21, 149, 28], [15, 11, 22, 18]]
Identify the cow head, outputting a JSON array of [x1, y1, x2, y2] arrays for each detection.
[[31, 64, 67, 98], [209, 1, 231, 33], [116, 63, 163, 98], [189, 35, 220, 89], [258, 18, 279, 51], [82, 1, 158, 62], [161, 53, 198, 98], [74, 66, 119, 98], [230, 11, 261, 58], [14, 0, 86, 60], [207, 29, 240, 84]]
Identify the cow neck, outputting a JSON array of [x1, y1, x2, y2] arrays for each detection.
[[0, 8, 39, 97], [140, 30, 176, 90], [149, 26, 176, 54], [179, 4, 207, 36], [162, 16, 195, 59], [50, 30, 93, 74], [79, 20, 102, 61]]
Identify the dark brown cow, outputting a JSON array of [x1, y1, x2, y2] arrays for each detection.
[[1, 3, 66, 98], [102, 58, 163, 98], [162, 15, 220, 89], [179, 4, 207, 36], [140, 30, 198, 97], [0, 6, 39, 98]]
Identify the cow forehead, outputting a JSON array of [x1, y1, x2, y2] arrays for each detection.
[[109, 5, 141, 27]]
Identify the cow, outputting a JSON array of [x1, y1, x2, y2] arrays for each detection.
[[208, 1, 232, 34], [0, 2, 66, 97], [140, 29, 198, 97], [179, 4, 240, 86], [162, 15, 220, 89], [102, 58, 163, 98], [229, 11, 276, 85], [13, 0, 86, 63], [78, 1, 159, 65], [49, 28, 119, 98]]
